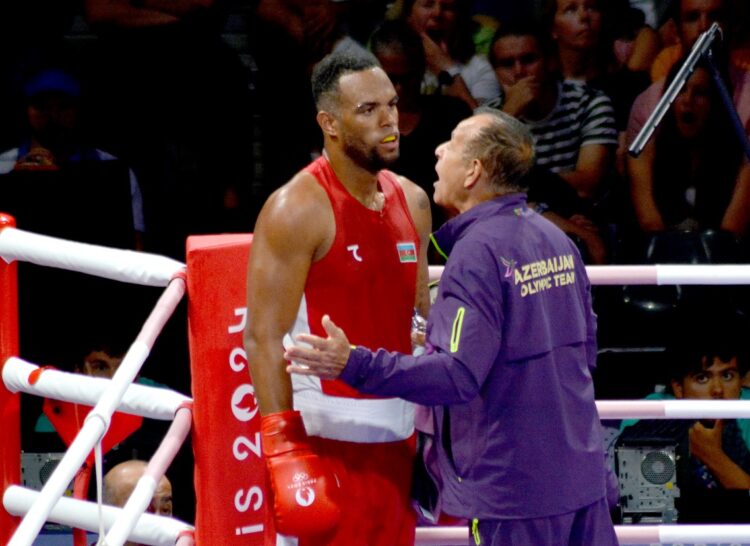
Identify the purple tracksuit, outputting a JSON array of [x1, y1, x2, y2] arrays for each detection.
[[341, 193, 617, 544]]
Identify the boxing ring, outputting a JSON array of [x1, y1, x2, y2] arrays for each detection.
[[3, 214, 750, 545]]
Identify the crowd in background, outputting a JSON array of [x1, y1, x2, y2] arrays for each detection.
[[4, 0, 750, 527]]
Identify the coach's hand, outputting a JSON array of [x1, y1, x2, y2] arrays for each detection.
[[285, 315, 351, 380]]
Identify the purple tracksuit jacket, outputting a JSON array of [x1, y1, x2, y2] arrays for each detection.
[[342, 193, 608, 520]]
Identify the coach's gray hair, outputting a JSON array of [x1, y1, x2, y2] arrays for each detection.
[[462, 107, 535, 194]]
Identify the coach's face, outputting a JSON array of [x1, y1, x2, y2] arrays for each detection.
[[335, 67, 400, 172], [433, 115, 483, 213]]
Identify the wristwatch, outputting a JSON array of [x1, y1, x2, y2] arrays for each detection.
[[438, 65, 461, 86]]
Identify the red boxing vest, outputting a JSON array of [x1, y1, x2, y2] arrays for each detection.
[[287, 156, 419, 443]]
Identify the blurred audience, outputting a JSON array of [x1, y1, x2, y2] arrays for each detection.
[[650, 0, 727, 82], [249, 0, 372, 197], [369, 19, 471, 233], [543, 0, 655, 178], [398, 0, 501, 108], [0, 67, 145, 250], [627, 59, 750, 237], [627, 0, 750, 149], [83, 0, 255, 258], [489, 23, 616, 263], [544, 0, 659, 81]]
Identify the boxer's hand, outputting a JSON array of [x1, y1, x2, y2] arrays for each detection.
[[262, 411, 340, 537]]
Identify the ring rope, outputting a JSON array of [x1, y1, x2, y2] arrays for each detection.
[[0, 226, 185, 287], [414, 524, 750, 545], [596, 399, 750, 420], [104, 405, 192, 546], [5, 225, 750, 544], [2, 358, 191, 420], [5, 278, 186, 546], [429, 264, 750, 285], [3, 486, 193, 546]]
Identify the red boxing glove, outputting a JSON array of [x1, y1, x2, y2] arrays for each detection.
[[261, 410, 340, 537]]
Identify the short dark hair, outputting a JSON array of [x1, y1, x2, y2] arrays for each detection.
[[311, 49, 381, 113], [464, 108, 536, 193], [667, 0, 728, 23], [369, 20, 426, 78], [667, 310, 750, 382], [488, 21, 550, 68]]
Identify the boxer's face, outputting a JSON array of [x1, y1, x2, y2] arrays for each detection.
[[334, 67, 400, 172]]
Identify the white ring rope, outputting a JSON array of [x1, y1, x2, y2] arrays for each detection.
[[5, 231, 750, 545], [0, 226, 185, 287], [597, 399, 750, 420], [414, 524, 750, 545], [3, 486, 193, 546], [104, 405, 192, 546], [429, 264, 750, 285], [3, 357, 191, 420], [425, 263, 750, 544], [6, 279, 186, 546]]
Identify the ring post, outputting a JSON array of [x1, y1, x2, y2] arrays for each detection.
[[0, 213, 21, 544]]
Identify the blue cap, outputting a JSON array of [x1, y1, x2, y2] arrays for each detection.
[[24, 69, 81, 98]]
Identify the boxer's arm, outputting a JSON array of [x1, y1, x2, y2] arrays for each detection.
[[399, 176, 432, 318], [244, 174, 332, 415]]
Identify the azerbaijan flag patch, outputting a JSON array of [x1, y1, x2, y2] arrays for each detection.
[[397, 242, 417, 263]]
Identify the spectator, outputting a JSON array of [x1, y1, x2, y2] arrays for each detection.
[[627, 59, 750, 237], [610, 1, 662, 75], [545, 0, 659, 83], [649, 0, 727, 82], [249, 0, 372, 198], [620, 311, 750, 520], [33, 327, 166, 459], [399, 0, 502, 108], [369, 19, 472, 233], [0, 67, 145, 250], [489, 23, 617, 263], [104, 460, 173, 516], [543, 0, 656, 177], [104, 460, 173, 546], [84, 0, 255, 258], [626, 0, 750, 149]]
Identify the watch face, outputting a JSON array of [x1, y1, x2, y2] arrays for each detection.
[[438, 70, 455, 86]]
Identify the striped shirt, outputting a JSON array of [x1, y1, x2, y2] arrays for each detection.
[[523, 80, 617, 174]]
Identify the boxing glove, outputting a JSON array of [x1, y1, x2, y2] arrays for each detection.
[[261, 410, 340, 537]]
